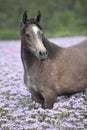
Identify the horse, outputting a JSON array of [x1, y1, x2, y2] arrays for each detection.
[[20, 10, 87, 109]]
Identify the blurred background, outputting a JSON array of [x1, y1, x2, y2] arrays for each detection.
[[0, 1, 87, 129], [0, 0, 87, 40]]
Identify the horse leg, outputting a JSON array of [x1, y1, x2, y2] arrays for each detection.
[[30, 88, 45, 108]]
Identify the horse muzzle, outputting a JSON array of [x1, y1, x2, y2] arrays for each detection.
[[38, 49, 48, 61]]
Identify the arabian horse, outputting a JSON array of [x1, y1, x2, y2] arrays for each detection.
[[20, 11, 87, 109]]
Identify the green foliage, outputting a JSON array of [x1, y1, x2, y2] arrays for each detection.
[[0, 0, 87, 39], [0, 29, 19, 40]]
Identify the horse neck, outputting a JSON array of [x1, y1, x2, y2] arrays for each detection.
[[42, 37, 62, 59]]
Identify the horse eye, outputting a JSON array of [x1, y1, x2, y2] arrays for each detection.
[[25, 33, 31, 38]]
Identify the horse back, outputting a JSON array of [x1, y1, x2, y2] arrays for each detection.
[[73, 39, 87, 48]]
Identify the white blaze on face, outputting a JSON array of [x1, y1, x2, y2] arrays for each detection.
[[32, 25, 39, 35], [32, 24, 46, 52]]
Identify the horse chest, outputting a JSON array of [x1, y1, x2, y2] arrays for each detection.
[[28, 63, 59, 91]]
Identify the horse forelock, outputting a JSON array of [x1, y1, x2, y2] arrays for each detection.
[[21, 18, 42, 34]]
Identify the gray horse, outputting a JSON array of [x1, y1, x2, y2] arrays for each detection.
[[20, 11, 87, 109]]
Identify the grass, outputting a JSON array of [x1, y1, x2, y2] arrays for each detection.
[[0, 27, 87, 40], [46, 27, 87, 38], [0, 29, 20, 40]]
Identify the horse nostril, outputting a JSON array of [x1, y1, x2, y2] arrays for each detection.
[[39, 51, 43, 56], [45, 50, 48, 55], [39, 50, 48, 56]]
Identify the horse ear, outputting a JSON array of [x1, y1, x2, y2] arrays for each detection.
[[23, 10, 28, 24], [36, 10, 41, 23]]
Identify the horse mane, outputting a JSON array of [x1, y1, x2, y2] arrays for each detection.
[[42, 37, 62, 59]]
